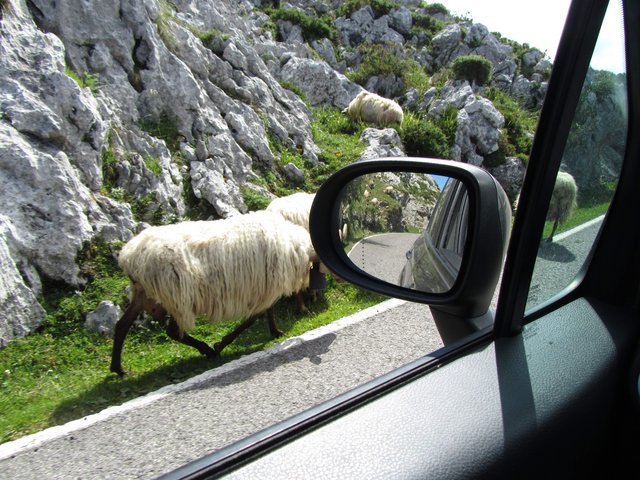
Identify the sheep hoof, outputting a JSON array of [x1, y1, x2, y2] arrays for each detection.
[[212, 342, 224, 355], [270, 328, 284, 338], [110, 366, 127, 377]]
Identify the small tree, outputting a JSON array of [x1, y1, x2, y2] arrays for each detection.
[[452, 55, 493, 86]]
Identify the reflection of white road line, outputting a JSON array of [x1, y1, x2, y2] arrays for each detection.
[[347, 233, 397, 258], [553, 214, 605, 242]]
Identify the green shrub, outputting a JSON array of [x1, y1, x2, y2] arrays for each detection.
[[261, 7, 335, 41], [451, 55, 493, 85], [101, 140, 118, 193], [143, 156, 163, 176], [279, 80, 309, 104], [241, 188, 272, 211], [410, 12, 445, 42], [347, 44, 429, 95], [483, 130, 512, 168], [193, 28, 228, 45], [399, 112, 450, 159], [422, 3, 449, 15], [65, 66, 99, 94], [348, 44, 405, 85], [139, 114, 181, 152], [590, 70, 617, 101], [435, 103, 458, 148], [485, 87, 538, 161], [336, 0, 399, 18], [156, 0, 177, 49]]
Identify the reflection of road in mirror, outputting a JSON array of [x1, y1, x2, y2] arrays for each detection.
[[347, 233, 419, 285]]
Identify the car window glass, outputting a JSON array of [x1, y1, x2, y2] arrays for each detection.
[[0, 0, 581, 475], [525, 1, 627, 311]]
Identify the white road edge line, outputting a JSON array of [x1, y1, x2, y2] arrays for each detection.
[[0, 297, 407, 461], [553, 214, 605, 242]]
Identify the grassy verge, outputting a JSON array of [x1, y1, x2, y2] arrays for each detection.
[[541, 200, 610, 239], [0, 279, 385, 444]]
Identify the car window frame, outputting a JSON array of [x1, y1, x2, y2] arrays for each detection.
[[494, 0, 615, 337]]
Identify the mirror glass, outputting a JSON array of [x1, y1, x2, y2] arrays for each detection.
[[339, 172, 469, 294]]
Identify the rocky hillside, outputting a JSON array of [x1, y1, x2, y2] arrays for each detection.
[[0, 0, 556, 346]]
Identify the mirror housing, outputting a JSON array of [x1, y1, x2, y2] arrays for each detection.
[[309, 158, 511, 343]]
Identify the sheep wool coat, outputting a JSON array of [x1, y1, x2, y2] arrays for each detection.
[[118, 211, 314, 333], [266, 192, 316, 231], [343, 91, 404, 126]]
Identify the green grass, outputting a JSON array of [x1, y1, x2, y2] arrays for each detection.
[[308, 107, 366, 187], [65, 66, 99, 94], [0, 279, 385, 444], [541, 200, 610, 239], [139, 114, 181, 153]]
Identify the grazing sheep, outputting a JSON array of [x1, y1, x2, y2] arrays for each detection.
[[110, 210, 317, 376], [546, 171, 578, 242], [266, 192, 327, 308], [342, 91, 404, 126], [266, 191, 315, 232]]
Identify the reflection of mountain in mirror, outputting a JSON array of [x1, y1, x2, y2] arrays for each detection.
[[340, 172, 469, 294]]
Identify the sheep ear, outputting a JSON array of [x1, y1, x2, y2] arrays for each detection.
[[341, 107, 348, 113]]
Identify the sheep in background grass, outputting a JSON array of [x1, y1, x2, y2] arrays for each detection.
[[342, 91, 404, 126], [110, 210, 318, 376], [266, 192, 327, 309], [546, 171, 578, 243]]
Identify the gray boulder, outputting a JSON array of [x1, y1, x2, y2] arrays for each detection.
[[359, 128, 405, 161], [486, 157, 527, 201], [279, 55, 362, 109], [85, 301, 122, 337], [0, 218, 47, 348]]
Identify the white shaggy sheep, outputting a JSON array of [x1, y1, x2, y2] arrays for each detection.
[[266, 192, 327, 308], [342, 91, 404, 126], [110, 210, 317, 376], [266, 191, 316, 232], [546, 171, 578, 242]]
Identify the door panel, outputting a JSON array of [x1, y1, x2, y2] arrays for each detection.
[[217, 298, 639, 479]]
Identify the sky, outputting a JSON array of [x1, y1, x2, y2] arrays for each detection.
[[440, 0, 626, 73]]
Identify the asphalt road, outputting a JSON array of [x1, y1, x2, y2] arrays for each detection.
[[527, 216, 603, 307], [0, 217, 602, 479]]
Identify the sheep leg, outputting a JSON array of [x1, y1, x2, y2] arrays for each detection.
[[267, 307, 284, 337], [213, 315, 260, 354], [165, 318, 217, 358], [547, 219, 559, 243], [296, 291, 308, 314], [110, 297, 144, 377]]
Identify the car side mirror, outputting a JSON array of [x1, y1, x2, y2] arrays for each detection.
[[309, 158, 511, 342]]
